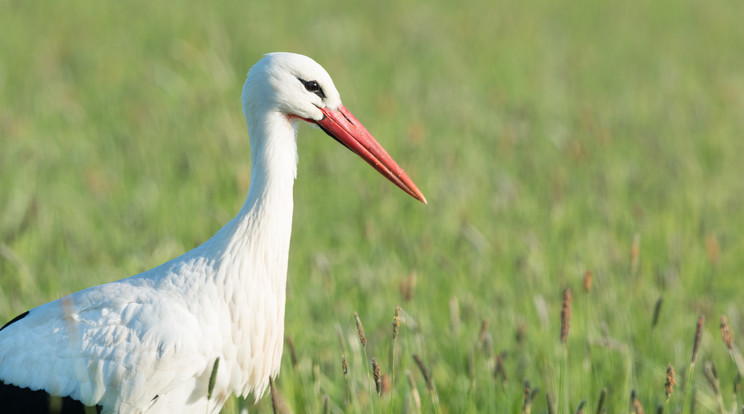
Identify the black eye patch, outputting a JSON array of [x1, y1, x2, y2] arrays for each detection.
[[298, 78, 326, 99]]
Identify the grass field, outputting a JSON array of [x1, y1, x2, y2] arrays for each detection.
[[2, 0, 744, 412]]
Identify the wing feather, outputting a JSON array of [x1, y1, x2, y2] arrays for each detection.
[[0, 278, 213, 411]]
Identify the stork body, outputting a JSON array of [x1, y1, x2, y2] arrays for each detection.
[[0, 53, 425, 414]]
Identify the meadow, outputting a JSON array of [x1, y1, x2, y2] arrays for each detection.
[[1, 0, 744, 412]]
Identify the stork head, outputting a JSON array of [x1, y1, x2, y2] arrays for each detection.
[[242, 52, 427, 204]]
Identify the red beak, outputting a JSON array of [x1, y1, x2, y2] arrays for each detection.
[[315, 105, 427, 204]]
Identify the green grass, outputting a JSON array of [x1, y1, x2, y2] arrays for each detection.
[[2, 0, 744, 412]]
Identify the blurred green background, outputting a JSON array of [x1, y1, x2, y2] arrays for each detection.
[[2, 0, 744, 412]]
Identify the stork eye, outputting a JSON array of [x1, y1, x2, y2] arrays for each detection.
[[298, 78, 325, 99], [304, 81, 320, 92]]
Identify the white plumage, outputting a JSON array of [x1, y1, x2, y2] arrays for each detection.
[[0, 52, 425, 414]]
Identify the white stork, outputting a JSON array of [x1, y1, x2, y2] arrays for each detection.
[[0, 52, 426, 414]]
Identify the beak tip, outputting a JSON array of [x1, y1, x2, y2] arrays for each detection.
[[410, 188, 427, 204]]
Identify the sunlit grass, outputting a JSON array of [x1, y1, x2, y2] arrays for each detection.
[[2, 0, 744, 412]]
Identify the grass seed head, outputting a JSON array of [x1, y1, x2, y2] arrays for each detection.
[[372, 358, 382, 394], [583, 269, 592, 292], [413, 354, 434, 391], [691, 314, 704, 363], [651, 297, 663, 328], [721, 315, 734, 350], [354, 312, 367, 349], [665, 363, 675, 402], [393, 305, 401, 340], [560, 287, 572, 344]]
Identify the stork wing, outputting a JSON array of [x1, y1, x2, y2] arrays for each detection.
[[0, 279, 213, 411]]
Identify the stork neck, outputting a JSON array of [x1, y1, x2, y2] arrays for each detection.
[[196, 111, 298, 396], [218, 111, 298, 273], [244, 112, 298, 207], [225, 112, 296, 242]]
